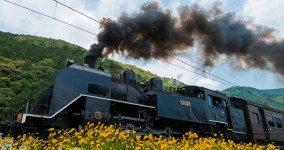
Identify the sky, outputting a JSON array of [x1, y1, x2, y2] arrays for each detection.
[[0, 0, 284, 91]]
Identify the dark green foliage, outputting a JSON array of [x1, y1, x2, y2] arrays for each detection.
[[0, 93, 9, 121], [0, 31, 86, 121], [262, 88, 284, 95], [0, 32, 85, 67]]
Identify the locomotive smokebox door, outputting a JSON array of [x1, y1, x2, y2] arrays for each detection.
[[84, 97, 110, 123]]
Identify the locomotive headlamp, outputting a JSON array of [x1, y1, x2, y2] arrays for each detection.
[[17, 112, 23, 123], [94, 111, 102, 120]]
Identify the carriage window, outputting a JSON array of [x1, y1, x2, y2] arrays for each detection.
[[275, 118, 282, 128], [267, 116, 275, 127], [252, 113, 260, 124]]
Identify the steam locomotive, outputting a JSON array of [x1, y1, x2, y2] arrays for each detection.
[[1, 54, 284, 146]]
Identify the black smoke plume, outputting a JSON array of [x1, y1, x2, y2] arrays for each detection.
[[88, 2, 284, 77]]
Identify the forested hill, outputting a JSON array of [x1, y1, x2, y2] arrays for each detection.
[[223, 86, 284, 111], [262, 88, 284, 95], [0, 31, 82, 120], [0, 31, 182, 121], [0, 31, 86, 68]]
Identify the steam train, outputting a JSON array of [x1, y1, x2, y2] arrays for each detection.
[[1, 55, 284, 147]]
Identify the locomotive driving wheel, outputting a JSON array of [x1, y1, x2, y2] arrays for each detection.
[[164, 127, 173, 137], [2, 122, 22, 140]]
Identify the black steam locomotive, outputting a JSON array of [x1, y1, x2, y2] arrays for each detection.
[[1, 54, 284, 146]]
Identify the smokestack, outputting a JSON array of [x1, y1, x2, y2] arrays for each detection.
[[91, 2, 284, 78], [84, 42, 105, 68]]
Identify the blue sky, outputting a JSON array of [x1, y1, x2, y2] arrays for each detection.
[[0, 0, 283, 90]]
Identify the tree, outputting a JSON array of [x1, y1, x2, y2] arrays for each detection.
[[0, 93, 9, 121]]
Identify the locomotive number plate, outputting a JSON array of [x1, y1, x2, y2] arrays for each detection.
[[179, 100, 191, 107]]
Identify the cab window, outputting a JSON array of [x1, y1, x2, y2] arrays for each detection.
[[208, 96, 213, 107], [208, 95, 223, 108]]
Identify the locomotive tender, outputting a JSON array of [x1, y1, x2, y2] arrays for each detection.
[[1, 54, 284, 146]]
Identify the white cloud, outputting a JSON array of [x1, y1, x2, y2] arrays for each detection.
[[195, 78, 220, 90], [0, 0, 99, 48], [242, 0, 284, 38]]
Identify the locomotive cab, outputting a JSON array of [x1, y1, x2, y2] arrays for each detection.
[[177, 86, 204, 100], [203, 89, 228, 136]]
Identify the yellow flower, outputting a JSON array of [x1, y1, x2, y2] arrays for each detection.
[[48, 128, 55, 132], [79, 138, 85, 145], [0, 123, 279, 150], [136, 135, 141, 141], [52, 139, 58, 144], [267, 144, 276, 150]]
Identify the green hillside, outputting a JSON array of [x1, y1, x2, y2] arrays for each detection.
[[262, 88, 284, 95], [0, 31, 183, 121], [0, 31, 84, 121], [223, 86, 284, 111]]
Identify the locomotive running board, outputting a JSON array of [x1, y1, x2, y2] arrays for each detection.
[[208, 120, 228, 125], [227, 129, 247, 134], [21, 94, 155, 123]]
